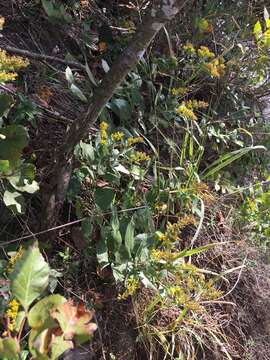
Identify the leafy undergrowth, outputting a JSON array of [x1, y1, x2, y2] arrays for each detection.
[[0, 1, 270, 359]]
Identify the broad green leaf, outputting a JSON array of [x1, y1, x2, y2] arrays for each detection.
[[0, 125, 29, 168], [0, 93, 13, 117], [50, 335, 72, 360], [125, 217, 135, 258], [80, 141, 95, 162], [28, 294, 66, 331], [28, 329, 52, 360], [0, 159, 9, 174], [110, 98, 131, 122], [253, 20, 262, 40], [3, 190, 25, 213], [94, 187, 115, 210], [10, 245, 50, 310], [14, 311, 26, 332], [70, 84, 87, 102], [0, 338, 19, 359], [41, 0, 72, 23]]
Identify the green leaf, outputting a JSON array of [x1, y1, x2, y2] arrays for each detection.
[[125, 217, 135, 258], [96, 236, 109, 268], [80, 141, 95, 162], [28, 294, 66, 331], [50, 335, 72, 360], [0, 338, 19, 359], [3, 190, 25, 213], [0, 125, 29, 168], [10, 245, 50, 310], [94, 187, 115, 210], [253, 20, 262, 40], [202, 146, 266, 179], [0, 160, 9, 174], [65, 66, 74, 84], [41, 0, 72, 23], [111, 208, 122, 251], [0, 93, 13, 117], [28, 329, 53, 360], [70, 84, 87, 102], [8, 176, 39, 194], [110, 98, 131, 122]]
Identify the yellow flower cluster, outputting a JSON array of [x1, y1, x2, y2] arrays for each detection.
[[7, 246, 24, 273], [127, 137, 144, 146], [118, 277, 139, 300], [130, 151, 150, 163], [176, 103, 197, 121], [193, 182, 215, 204], [156, 215, 197, 248], [183, 42, 196, 54], [204, 58, 226, 78], [176, 99, 209, 121], [198, 46, 215, 59], [0, 49, 29, 83], [6, 299, 19, 332], [100, 121, 109, 145], [111, 131, 124, 142], [185, 99, 209, 110], [171, 87, 187, 97]]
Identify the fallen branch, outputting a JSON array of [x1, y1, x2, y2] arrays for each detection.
[[1, 45, 86, 71]]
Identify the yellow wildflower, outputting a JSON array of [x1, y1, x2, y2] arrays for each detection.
[[186, 99, 209, 109], [198, 46, 215, 59], [171, 87, 187, 97], [111, 131, 124, 141], [127, 137, 144, 146], [99, 121, 108, 145], [204, 58, 226, 78], [118, 277, 139, 300], [7, 246, 24, 273], [176, 104, 197, 121], [0, 49, 29, 72], [0, 72, 17, 82], [130, 151, 150, 163], [183, 42, 196, 54], [0, 49, 29, 84], [6, 299, 19, 332]]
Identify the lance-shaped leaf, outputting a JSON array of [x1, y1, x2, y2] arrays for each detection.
[[10, 245, 50, 310]]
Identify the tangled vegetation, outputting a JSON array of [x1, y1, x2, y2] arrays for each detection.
[[0, 0, 269, 359]]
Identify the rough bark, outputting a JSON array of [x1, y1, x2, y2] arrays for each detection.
[[41, 0, 189, 229]]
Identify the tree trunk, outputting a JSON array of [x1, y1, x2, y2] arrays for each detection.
[[41, 0, 189, 230]]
